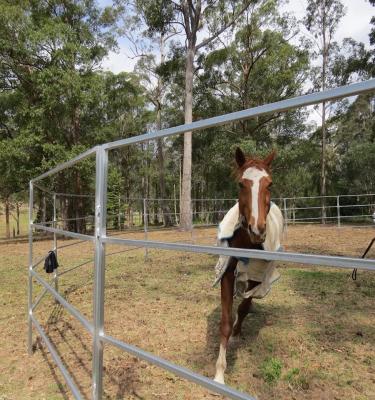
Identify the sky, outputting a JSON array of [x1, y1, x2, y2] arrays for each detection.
[[99, 0, 374, 74]]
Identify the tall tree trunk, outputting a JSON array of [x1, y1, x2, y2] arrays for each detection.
[[60, 198, 69, 231], [321, 4, 327, 224], [75, 172, 85, 233], [42, 195, 46, 223], [156, 136, 173, 226], [156, 35, 173, 226], [142, 143, 149, 226], [16, 202, 20, 235], [5, 199, 10, 239], [321, 101, 327, 223], [180, 45, 195, 230]]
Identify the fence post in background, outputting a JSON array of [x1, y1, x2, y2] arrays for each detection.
[[143, 198, 148, 261], [28, 180, 34, 355], [337, 195, 341, 228], [92, 145, 108, 400], [53, 193, 58, 296], [173, 184, 178, 224], [292, 200, 296, 224], [283, 198, 288, 235]]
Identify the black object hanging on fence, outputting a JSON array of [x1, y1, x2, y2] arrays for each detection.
[[352, 237, 375, 280], [44, 251, 59, 273]]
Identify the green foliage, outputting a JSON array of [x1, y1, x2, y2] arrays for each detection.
[[305, 0, 345, 39], [136, 0, 175, 35], [259, 357, 283, 384], [197, 1, 309, 141], [0, 0, 374, 230]]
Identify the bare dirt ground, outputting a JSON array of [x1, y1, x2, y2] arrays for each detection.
[[0, 225, 374, 400]]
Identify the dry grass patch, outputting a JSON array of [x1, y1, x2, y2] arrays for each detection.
[[0, 225, 374, 399]]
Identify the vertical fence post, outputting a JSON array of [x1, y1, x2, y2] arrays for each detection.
[[92, 146, 108, 400], [337, 195, 341, 228], [190, 200, 194, 243], [283, 198, 288, 235], [143, 198, 148, 261], [173, 184, 178, 224], [53, 193, 58, 295], [28, 180, 34, 355]]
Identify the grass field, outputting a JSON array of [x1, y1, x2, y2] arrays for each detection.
[[0, 225, 374, 400]]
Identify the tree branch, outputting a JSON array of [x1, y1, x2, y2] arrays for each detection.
[[196, 1, 252, 50]]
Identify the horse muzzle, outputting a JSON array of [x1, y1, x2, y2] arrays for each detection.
[[249, 227, 266, 244]]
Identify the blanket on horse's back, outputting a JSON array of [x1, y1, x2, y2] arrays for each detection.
[[213, 202, 284, 299]]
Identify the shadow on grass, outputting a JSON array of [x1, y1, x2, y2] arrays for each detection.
[[36, 336, 70, 400], [203, 301, 291, 378], [35, 294, 143, 400], [287, 268, 375, 348]]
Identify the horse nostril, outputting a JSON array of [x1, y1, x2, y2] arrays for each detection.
[[258, 228, 266, 240]]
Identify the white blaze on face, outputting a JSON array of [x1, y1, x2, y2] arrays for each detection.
[[242, 167, 269, 234]]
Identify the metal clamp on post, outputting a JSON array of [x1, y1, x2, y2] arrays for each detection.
[[96, 205, 101, 238]]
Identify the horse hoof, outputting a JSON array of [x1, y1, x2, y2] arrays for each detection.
[[213, 375, 225, 385]]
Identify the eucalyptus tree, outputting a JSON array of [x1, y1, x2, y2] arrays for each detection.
[[304, 0, 345, 222], [128, 0, 256, 229], [186, 1, 310, 205], [201, 1, 309, 141], [121, 0, 182, 225]]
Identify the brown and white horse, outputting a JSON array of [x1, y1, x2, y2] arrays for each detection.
[[214, 147, 284, 384]]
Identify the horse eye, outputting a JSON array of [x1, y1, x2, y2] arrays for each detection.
[[268, 183, 273, 188], [239, 182, 244, 189]]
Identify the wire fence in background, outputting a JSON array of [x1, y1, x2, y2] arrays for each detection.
[[12, 191, 374, 242], [103, 193, 375, 233]]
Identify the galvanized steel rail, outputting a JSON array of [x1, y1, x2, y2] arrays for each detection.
[[31, 315, 84, 400], [101, 333, 256, 400], [102, 236, 375, 271], [28, 79, 375, 400]]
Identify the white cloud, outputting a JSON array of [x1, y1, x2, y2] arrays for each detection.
[[101, 42, 137, 74], [102, 0, 373, 75], [333, 0, 373, 45], [283, 0, 373, 45]]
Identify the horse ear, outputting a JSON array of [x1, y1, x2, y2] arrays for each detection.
[[264, 150, 276, 166], [235, 147, 246, 167]]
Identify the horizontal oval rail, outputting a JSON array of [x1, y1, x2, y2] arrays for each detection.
[[32, 223, 95, 242], [101, 333, 255, 400], [31, 315, 83, 400], [31, 270, 93, 334], [102, 236, 375, 271]]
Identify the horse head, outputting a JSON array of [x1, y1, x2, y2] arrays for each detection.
[[235, 147, 275, 244]]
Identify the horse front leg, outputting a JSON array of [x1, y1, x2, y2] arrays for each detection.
[[214, 259, 236, 384], [232, 297, 252, 337], [232, 281, 259, 337]]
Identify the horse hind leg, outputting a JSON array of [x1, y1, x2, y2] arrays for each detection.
[[214, 261, 235, 384]]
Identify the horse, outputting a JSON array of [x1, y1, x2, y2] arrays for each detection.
[[213, 147, 284, 385]]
